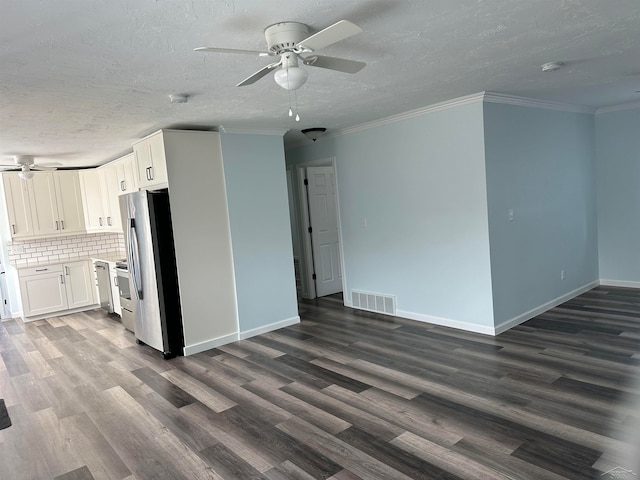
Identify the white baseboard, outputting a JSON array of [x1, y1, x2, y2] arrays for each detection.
[[494, 281, 599, 335], [21, 304, 100, 323], [183, 332, 239, 356], [395, 309, 496, 336], [239, 316, 300, 340], [599, 279, 640, 289], [183, 316, 301, 355]]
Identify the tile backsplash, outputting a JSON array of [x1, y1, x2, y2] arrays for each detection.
[[8, 233, 125, 266]]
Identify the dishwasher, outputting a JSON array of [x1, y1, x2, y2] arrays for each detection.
[[95, 261, 114, 314]]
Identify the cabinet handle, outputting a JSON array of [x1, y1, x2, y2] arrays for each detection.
[[107, 216, 112, 226], [148, 166, 154, 180], [36, 268, 48, 272], [60, 275, 64, 285], [113, 276, 118, 287], [55, 220, 59, 230], [61, 220, 65, 230], [12, 224, 16, 235], [120, 180, 126, 191], [99, 217, 103, 226], [65, 266, 69, 275]]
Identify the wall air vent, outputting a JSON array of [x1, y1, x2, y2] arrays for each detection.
[[351, 290, 396, 316]]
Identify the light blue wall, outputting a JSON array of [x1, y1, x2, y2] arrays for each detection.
[[220, 133, 299, 333], [595, 107, 640, 284], [483, 103, 599, 327], [288, 102, 495, 329]]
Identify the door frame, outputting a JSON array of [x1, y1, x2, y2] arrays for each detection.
[[288, 157, 347, 300]]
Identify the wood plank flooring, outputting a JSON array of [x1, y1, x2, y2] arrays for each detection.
[[0, 285, 638, 479]]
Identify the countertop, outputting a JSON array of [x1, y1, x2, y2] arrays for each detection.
[[16, 251, 126, 271], [91, 252, 127, 264]]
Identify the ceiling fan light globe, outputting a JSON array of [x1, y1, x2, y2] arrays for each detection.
[[274, 66, 307, 90], [18, 165, 34, 180]]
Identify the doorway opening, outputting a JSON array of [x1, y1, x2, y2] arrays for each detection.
[[286, 158, 345, 300]]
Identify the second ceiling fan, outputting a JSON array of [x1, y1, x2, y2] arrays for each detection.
[[195, 20, 366, 90]]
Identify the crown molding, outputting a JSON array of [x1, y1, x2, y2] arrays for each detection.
[[219, 126, 288, 136], [482, 92, 595, 114], [333, 92, 486, 137], [286, 92, 625, 151], [596, 100, 640, 115]]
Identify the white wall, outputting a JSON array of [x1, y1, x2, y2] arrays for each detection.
[[595, 107, 640, 287], [287, 101, 496, 331], [483, 102, 599, 330], [163, 130, 239, 353], [220, 133, 299, 335]]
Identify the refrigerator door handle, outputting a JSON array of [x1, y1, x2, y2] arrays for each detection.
[[129, 218, 144, 300]]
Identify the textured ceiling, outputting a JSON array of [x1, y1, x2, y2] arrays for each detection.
[[1, 0, 639, 167]]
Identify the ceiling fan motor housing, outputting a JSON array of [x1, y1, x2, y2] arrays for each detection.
[[14, 154, 35, 165], [265, 22, 309, 54]]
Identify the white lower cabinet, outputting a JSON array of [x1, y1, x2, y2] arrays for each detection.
[[19, 260, 97, 318], [64, 260, 97, 309]]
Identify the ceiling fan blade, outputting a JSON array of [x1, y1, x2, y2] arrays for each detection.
[[297, 20, 363, 52], [302, 55, 366, 74], [32, 165, 58, 171], [194, 47, 271, 57], [35, 161, 62, 167], [236, 61, 282, 87]]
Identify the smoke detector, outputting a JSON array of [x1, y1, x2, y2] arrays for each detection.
[[541, 62, 564, 72]]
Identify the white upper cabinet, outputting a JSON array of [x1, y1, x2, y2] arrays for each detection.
[[53, 171, 86, 234], [97, 163, 122, 231], [81, 166, 123, 233], [3, 173, 35, 239], [29, 173, 59, 236], [79, 169, 106, 232], [133, 131, 168, 189], [3, 171, 85, 239], [113, 153, 138, 195]]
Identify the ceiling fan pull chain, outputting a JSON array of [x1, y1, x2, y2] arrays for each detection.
[[294, 89, 300, 122]]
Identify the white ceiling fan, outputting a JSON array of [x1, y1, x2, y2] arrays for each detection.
[[195, 20, 366, 90], [0, 155, 61, 179]]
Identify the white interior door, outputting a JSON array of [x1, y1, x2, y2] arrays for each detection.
[[307, 166, 342, 297]]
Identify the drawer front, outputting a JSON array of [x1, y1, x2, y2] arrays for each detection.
[[18, 264, 64, 277]]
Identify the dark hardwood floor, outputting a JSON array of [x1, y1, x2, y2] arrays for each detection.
[[0, 285, 638, 479]]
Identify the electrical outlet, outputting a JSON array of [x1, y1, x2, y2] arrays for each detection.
[[508, 209, 514, 222], [561, 270, 565, 280], [11, 244, 24, 254]]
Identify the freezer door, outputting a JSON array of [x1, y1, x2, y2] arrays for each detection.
[[125, 191, 164, 352]]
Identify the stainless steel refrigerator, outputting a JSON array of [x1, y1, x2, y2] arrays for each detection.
[[120, 189, 184, 359]]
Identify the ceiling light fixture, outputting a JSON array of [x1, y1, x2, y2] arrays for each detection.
[[541, 61, 564, 72], [301, 128, 327, 142], [18, 164, 34, 180], [274, 54, 308, 91]]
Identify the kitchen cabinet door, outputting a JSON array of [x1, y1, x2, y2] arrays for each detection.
[[19, 267, 67, 317], [53, 171, 85, 234], [134, 132, 168, 189], [80, 169, 106, 232], [115, 153, 138, 195], [64, 260, 96, 309], [97, 164, 122, 231], [29, 172, 60, 236], [2, 173, 35, 239]]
